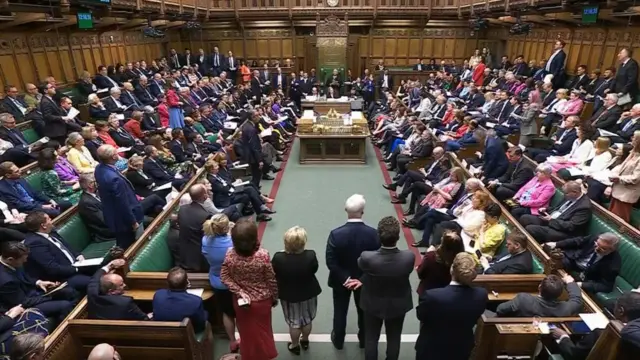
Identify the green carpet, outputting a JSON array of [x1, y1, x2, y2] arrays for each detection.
[[213, 138, 421, 359]]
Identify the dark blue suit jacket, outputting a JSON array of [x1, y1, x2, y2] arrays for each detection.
[[0, 126, 29, 148], [148, 80, 165, 98], [552, 128, 578, 156], [483, 137, 509, 180], [548, 50, 567, 80], [416, 284, 488, 360], [87, 268, 147, 320], [24, 231, 80, 282], [93, 74, 118, 90], [325, 221, 380, 288], [152, 289, 208, 332], [1, 97, 28, 121], [94, 163, 143, 234], [0, 263, 48, 309], [143, 158, 175, 184], [0, 178, 50, 212]]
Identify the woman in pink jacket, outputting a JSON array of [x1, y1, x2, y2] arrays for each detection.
[[510, 163, 556, 221]]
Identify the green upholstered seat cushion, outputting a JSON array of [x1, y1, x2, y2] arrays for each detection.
[[549, 189, 564, 208], [58, 214, 92, 252], [58, 86, 83, 105], [81, 240, 116, 259], [129, 221, 173, 272], [631, 209, 640, 229], [23, 170, 43, 192], [595, 276, 634, 307], [21, 128, 39, 144]]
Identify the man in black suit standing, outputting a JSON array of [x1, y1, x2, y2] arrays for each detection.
[[226, 51, 238, 84], [240, 113, 264, 187], [77, 174, 116, 244], [377, 69, 393, 99], [39, 82, 69, 144], [482, 233, 533, 274], [175, 184, 212, 272], [488, 147, 534, 201], [614, 47, 639, 106], [519, 181, 592, 243], [326, 194, 380, 350], [210, 47, 225, 77], [169, 49, 182, 70], [358, 216, 414, 360], [194, 48, 210, 75], [546, 39, 567, 89], [87, 258, 150, 320], [546, 232, 621, 294]]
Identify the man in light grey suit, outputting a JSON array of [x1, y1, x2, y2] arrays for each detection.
[[358, 216, 415, 360], [496, 273, 583, 317]]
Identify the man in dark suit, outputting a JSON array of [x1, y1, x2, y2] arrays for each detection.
[[176, 184, 211, 272], [358, 216, 414, 360], [0, 161, 69, 218], [241, 113, 264, 187], [250, 71, 263, 102], [546, 39, 567, 89], [134, 76, 157, 107], [527, 116, 580, 163], [609, 104, 640, 143], [103, 88, 133, 119], [23, 211, 92, 291], [94, 65, 120, 90], [481, 130, 509, 181], [143, 146, 187, 191], [77, 174, 116, 244], [567, 65, 590, 92], [87, 258, 149, 320], [326, 194, 380, 349], [272, 67, 287, 92], [520, 181, 592, 243], [168, 49, 183, 70], [210, 47, 225, 77], [194, 48, 210, 75], [546, 233, 621, 294], [377, 69, 393, 98], [0, 113, 38, 166], [2, 86, 29, 122], [482, 232, 533, 274], [614, 47, 639, 104], [39, 83, 68, 144], [551, 291, 640, 360], [496, 274, 582, 317], [416, 253, 487, 360], [590, 93, 623, 131], [488, 147, 534, 201], [152, 267, 208, 332], [0, 241, 77, 323], [94, 145, 144, 250]]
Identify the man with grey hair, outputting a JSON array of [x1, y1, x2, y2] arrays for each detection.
[[77, 173, 116, 243], [104, 86, 132, 119], [407, 178, 482, 246], [94, 145, 143, 249], [520, 180, 592, 243], [609, 102, 640, 144], [589, 92, 622, 131], [0, 112, 39, 166], [546, 232, 621, 294], [326, 194, 380, 350]]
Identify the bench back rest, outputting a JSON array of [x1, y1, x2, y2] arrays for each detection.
[[57, 213, 92, 253], [23, 168, 43, 192], [67, 318, 198, 360], [129, 221, 173, 272]]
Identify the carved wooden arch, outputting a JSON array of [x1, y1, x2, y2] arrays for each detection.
[[316, 15, 348, 37]]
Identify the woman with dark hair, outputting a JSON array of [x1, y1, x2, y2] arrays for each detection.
[[220, 219, 278, 360], [416, 231, 464, 294], [38, 148, 81, 204]]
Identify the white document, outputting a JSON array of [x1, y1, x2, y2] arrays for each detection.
[[186, 288, 205, 297], [260, 128, 273, 137], [152, 182, 173, 192], [97, 88, 109, 93], [566, 167, 585, 176], [579, 312, 609, 331], [67, 107, 80, 119], [115, 114, 125, 121], [518, 144, 526, 151], [592, 170, 613, 186], [599, 129, 618, 137], [461, 160, 468, 168], [232, 162, 249, 169], [73, 257, 104, 267], [116, 147, 131, 153], [233, 180, 250, 187], [468, 111, 481, 116], [485, 122, 496, 128], [226, 115, 239, 121], [224, 122, 238, 130], [470, 165, 481, 174]]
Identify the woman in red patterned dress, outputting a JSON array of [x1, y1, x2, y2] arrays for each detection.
[[220, 219, 278, 360]]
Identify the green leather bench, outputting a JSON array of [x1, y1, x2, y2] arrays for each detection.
[[23, 169, 44, 192], [129, 221, 173, 272], [21, 128, 39, 144], [57, 213, 116, 259], [58, 86, 83, 105]]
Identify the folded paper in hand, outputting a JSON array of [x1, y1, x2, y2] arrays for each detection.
[[232, 161, 249, 169], [152, 183, 173, 192], [224, 122, 238, 130], [117, 147, 131, 153], [73, 257, 104, 267], [186, 288, 205, 297], [485, 122, 496, 128], [233, 180, 250, 187], [599, 129, 618, 137], [115, 114, 125, 121], [44, 282, 68, 296], [67, 107, 80, 119], [260, 128, 273, 137], [579, 312, 609, 330]]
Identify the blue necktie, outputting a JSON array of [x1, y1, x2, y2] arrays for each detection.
[[13, 182, 33, 203]]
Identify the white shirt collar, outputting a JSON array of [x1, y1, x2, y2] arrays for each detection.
[[380, 246, 397, 250], [449, 280, 462, 286], [347, 218, 363, 223]]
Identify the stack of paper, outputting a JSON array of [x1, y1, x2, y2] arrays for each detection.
[[73, 258, 104, 267], [224, 122, 238, 130], [579, 312, 609, 330], [187, 288, 205, 297]]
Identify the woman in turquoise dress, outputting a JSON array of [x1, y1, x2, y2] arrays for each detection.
[[38, 148, 82, 204]]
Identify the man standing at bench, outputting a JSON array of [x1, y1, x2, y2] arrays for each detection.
[[152, 267, 208, 332], [94, 145, 144, 250]]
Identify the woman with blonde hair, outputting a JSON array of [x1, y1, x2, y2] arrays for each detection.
[[66, 132, 98, 174], [202, 214, 239, 353], [271, 226, 321, 355], [415, 252, 487, 360]]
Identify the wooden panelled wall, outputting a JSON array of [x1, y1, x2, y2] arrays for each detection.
[[0, 31, 166, 91], [503, 27, 640, 75], [175, 27, 490, 76]]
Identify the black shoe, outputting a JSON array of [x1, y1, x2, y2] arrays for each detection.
[[287, 343, 301, 355], [391, 198, 406, 204], [257, 214, 272, 222], [330, 330, 344, 350], [358, 335, 364, 349], [262, 175, 275, 180], [386, 166, 394, 171], [411, 242, 426, 247], [382, 183, 397, 191], [271, 166, 282, 173], [276, 156, 284, 162], [300, 339, 309, 351], [403, 209, 414, 216], [392, 175, 401, 181], [262, 208, 276, 214]]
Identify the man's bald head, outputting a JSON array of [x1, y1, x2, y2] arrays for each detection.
[[97, 145, 118, 164], [99, 273, 125, 296], [189, 184, 208, 203], [88, 343, 120, 360]]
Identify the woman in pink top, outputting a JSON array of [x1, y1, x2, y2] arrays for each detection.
[[558, 90, 584, 117], [510, 163, 556, 221]]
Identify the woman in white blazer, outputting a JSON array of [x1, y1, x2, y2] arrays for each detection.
[[558, 137, 613, 181], [609, 130, 640, 222]]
